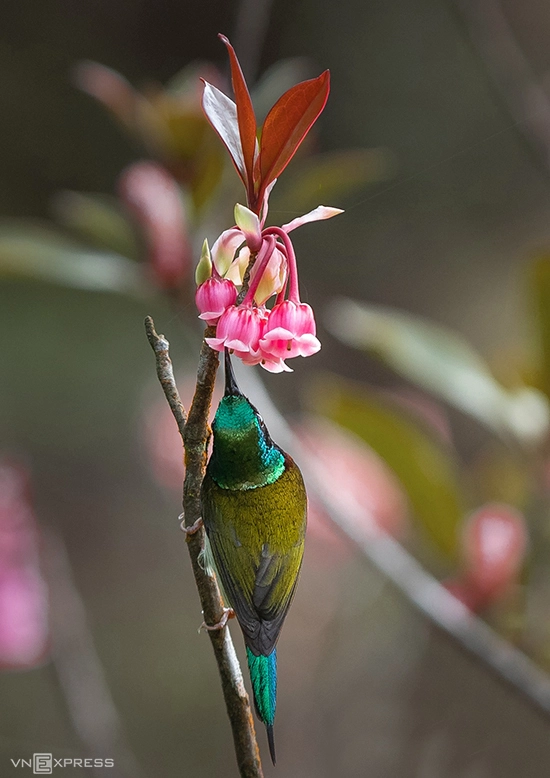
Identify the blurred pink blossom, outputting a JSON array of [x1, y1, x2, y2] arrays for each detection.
[[118, 161, 191, 289], [299, 418, 410, 543], [445, 503, 528, 612], [462, 503, 528, 606], [0, 462, 49, 670]]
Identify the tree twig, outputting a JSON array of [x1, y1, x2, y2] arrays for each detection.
[[453, 0, 550, 175], [144, 316, 264, 778]]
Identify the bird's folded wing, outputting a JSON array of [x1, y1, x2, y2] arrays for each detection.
[[202, 477, 306, 655]]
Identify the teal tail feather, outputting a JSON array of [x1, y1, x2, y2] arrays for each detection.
[[246, 647, 277, 765]]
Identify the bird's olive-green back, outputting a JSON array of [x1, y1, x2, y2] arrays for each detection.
[[202, 457, 307, 656]]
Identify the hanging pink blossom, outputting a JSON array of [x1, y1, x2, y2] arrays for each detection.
[[195, 277, 238, 324], [118, 161, 191, 289], [196, 34, 345, 374], [205, 304, 266, 358], [260, 301, 321, 360]]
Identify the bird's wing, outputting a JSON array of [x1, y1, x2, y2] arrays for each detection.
[[201, 469, 306, 655]]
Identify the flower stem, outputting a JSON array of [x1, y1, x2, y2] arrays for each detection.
[[242, 235, 276, 306], [263, 226, 300, 302]]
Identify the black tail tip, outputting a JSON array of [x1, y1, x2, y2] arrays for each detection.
[[266, 724, 276, 765]]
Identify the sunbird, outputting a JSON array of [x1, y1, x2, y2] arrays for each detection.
[[201, 349, 307, 765]]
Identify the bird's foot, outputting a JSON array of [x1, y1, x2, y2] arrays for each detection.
[[179, 514, 203, 540], [199, 608, 235, 633]]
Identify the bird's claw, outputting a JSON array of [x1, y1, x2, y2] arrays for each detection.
[[179, 514, 203, 539], [199, 607, 235, 633]]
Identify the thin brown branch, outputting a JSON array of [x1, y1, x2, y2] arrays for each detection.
[[144, 316, 264, 778], [144, 316, 186, 434], [454, 0, 550, 174]]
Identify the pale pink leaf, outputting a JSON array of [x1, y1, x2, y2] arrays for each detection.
[[201, 80, 246, 184], [282, 205, 344, 233]]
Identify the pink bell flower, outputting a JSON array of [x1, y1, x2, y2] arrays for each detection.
[[195, 276, 237, 324], [241, 350, 293, 373], [260, 300, 321, 359], [205, 304, 266, 356]]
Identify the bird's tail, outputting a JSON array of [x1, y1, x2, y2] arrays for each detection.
[[246, 647, 277, 765]]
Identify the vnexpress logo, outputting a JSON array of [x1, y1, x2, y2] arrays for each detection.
[[10, 754, 114, 772], [33, 755, 52, 774]]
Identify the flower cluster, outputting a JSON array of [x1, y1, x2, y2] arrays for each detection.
[[195, 34, 342, 372], [195, 203, 341, 371]]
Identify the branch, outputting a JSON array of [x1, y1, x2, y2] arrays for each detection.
[[144, 316, 264, 778], [235, 365, 550, 722], [144, 317, 187, 433], [453, 0, 550, 174]]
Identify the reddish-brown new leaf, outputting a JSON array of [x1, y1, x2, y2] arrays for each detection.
[[218, 34, 257, 200], [259, 70, 330, 202]]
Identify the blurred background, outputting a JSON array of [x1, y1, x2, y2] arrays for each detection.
[[3, 0, 550, 776]]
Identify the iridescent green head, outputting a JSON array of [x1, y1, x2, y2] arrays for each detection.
[[208, 352, 285, 490]]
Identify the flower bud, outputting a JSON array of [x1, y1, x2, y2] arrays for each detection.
[[234, 203, 262, 253], [195, 277, 237, 324], [195, 239, 212, 285]]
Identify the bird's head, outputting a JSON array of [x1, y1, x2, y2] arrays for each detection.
[[208, 351, 284, 489]]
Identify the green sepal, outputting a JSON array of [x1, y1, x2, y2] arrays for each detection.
[[195, 238, 212, 285]]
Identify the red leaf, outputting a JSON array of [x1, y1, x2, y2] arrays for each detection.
[[218, 34, 257, 200], [201, 80, 246, 184], [259, 71, 330, 200]]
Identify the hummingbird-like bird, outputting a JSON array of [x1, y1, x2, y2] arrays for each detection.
[[201, 350, 307, 765]]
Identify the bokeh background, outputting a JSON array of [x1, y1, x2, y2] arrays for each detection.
[[3, 1, 550, 776]]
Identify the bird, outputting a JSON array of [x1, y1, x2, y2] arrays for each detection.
[[201, 349, 307, 765]]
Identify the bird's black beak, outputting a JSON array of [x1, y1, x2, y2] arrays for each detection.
[[224, 349, 242, 397]]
